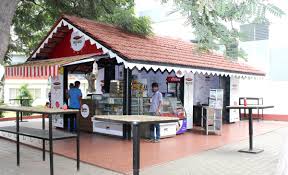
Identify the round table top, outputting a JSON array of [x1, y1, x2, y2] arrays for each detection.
[[226, 105, 274, 109]]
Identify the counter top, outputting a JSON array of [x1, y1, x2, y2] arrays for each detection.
[[226, 105, 274, 109], [0, 106, 79, 114], [92, 115, 179, 124]]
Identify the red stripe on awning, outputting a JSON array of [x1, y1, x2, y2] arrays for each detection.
[[5, 67, 8, 77], [25, 66, 28, 77], [13, 67, 16, 77]]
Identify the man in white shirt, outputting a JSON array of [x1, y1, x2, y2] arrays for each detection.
[[149, 82, 162, 142]]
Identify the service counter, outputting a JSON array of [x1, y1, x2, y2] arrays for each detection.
[[79, 95, 186, 139]]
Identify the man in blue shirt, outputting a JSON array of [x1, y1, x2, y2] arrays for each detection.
[[68, 81, 82, 109], [67, 81, 82, 131]]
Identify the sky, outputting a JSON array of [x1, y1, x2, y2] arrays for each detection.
[[135, 0, 288, 43], [135, 0, 194, 41]]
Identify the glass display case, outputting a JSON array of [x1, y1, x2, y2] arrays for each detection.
[[130, 96, 186, 118], [88, 94, 124, 136], [161, 97, 187, 134], [91, 94, 123, 115], [131, 97, 150, 115], [162, 97, 185, 118], [132, 96, 187, 136]]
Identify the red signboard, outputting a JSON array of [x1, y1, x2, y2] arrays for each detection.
[[49, 29, 102, 58], [166, 76, 181, 83]]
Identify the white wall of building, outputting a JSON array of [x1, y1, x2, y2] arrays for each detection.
[[193, 74, 220, 105], [4, 79, 49, 105], [239, 1, 288, 116]]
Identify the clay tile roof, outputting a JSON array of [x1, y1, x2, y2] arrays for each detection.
[[62, 15, 264, 76]]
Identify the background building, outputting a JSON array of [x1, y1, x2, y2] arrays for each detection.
[[135, 0, 288, 119], [238, 1, 288, 119]]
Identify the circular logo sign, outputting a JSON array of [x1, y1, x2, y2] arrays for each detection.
[[176, 70, 183, 77], [70, 31, 85, 51], [81, 104, 89, 118], [55, 101, 60, 108]]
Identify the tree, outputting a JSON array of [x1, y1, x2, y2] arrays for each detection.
[[163, 0, 284, 59], [17, 84, 33, 116], [0, 0, 19, 63], [8, 0, 152, 58]]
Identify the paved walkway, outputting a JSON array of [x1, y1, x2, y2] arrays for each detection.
[[1, 119, 287, 174], [0, 139, 120, 175], [0, 120, 287, 175], [141, 126, 287, 175]]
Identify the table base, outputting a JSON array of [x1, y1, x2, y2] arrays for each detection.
[[238, 148, 264, 154]]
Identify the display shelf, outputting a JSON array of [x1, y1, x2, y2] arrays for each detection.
[[94, 96, 123, 115], [0, 126, 77, 140]]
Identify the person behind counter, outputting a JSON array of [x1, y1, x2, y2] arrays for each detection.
[[66, 83, 74, 106], [148, 82, 163, 143], [67, 81, 82, 131]]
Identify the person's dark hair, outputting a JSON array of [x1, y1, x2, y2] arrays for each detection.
[[75, 81, 80, 87], [69, 83, 74, 88], [152, 82, 158, 88]]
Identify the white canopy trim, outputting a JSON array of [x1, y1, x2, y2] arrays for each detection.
[[30, 19, 262, 80]]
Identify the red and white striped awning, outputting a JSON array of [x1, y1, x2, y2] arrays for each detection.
[[5, 53, 99, 79], [5, 65, 59, 79]]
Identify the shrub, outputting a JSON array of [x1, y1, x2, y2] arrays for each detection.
[[17, 84, 33, 116]]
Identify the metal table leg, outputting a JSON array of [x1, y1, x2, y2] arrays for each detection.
[[132, 123, 140, 175], [42, 114, 45, 161], [239, 108, 263, 154], [76, 113, 80, 170], [19, 99, 28, 122], [122, 124, 127, 139], [16, 111, 20, 166], [49, 114, 54, 175]]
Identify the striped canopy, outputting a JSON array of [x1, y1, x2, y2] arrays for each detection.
[[5, 53, 99, 79]]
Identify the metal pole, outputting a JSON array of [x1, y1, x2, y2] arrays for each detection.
[[76, 112, 80, 170], [248, 108, 253, 150], [123, 68, 132, 139], [257, 99, 260, 120], [239, 98, 241, 120], [42, 114, 45, 161], [132, 123, 140, 175], [20, 99, 23, 122], [16, 111, 20, 166], [49, 114, 54, 175], [126, 68, 129, 114]]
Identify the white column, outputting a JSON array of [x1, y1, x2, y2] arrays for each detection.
[[229, 77, 240, 123], [184, 72, 194, 129]]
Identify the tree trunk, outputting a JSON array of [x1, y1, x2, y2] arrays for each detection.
[[0, 0, 19, 63]]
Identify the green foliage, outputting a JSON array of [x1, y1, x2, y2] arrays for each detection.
[[8, 0, 152, 57], [17, 84, 33, 105], [17, 84, 33, 116], [164, 0, 285, 59], [104, 9, 152, 36]]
